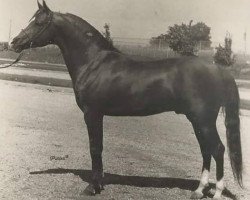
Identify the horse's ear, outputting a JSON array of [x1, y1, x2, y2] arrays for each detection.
[[37, 0, 43, 10], [42, 0, 51, 13]]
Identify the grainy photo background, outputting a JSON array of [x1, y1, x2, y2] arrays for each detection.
[[0, 0, 250, 199]]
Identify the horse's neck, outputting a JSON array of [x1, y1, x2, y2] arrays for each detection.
[[55, 36, 99, 81], [53, 14, 114, 82]]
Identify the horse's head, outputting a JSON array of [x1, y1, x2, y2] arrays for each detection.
[[10, 0, 55, 53]]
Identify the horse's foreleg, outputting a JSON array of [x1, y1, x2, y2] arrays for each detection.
[[83, 111, 104, 195]]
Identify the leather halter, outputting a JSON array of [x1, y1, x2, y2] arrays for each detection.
[[21, 12, 53, 48]]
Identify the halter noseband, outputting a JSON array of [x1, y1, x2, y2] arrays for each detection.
[[21, 12, 53, 49]]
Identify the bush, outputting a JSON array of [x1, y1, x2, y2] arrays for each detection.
[[150, 21, 212, 56], [214, 36, 235, 66]]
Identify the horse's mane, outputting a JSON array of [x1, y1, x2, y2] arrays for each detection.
[[62, 13, 119, 52]]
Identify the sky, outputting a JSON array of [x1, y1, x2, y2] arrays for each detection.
[[0, 0, 250, 52]]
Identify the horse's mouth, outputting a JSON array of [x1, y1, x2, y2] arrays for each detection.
[[10, 37, 31, 53], [13, 47, 22, 53], [9, 43, 24, 53]]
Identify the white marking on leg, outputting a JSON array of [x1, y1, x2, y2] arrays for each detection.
[[213, 178, 224, 199], [200, 169, 209, 186], [195, 169, 210, 194]]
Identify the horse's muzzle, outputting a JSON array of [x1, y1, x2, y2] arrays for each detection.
[[9, 38, 24, 53]]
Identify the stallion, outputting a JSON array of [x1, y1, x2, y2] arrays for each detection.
[[10, 1, 242, 199]]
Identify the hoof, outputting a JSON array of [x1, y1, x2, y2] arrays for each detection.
[[81, 183, 104, 196], [82, 184, 96, 196], [190, 191, 204, 199], [212, 196, 222, 200], [213, 190, 223, 200]]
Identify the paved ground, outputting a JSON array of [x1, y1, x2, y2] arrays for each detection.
[[0, 80, 249, 200]]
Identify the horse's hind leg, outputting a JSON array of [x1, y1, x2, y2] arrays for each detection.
[[187, 115, 211, 199], [210, 127, 225, 200], [187, 109, 225, 200], [83, 111, 104, 195]]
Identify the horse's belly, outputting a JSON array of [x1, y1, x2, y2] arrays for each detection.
[[101, 94, 177, 116], [104, 107, 175, 116]]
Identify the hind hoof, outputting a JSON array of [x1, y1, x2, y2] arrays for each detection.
[[190, 191, 204, 199], [213, 196, 222, 200]]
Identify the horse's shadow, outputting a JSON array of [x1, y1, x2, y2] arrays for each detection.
[[30, 168, 237, 199]]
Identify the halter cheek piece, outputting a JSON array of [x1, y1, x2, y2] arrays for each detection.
[[21, 12, 53, 49]]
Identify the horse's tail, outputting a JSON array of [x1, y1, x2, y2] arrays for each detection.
[[223, 78, 243, 187]]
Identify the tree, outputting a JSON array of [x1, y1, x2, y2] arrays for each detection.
[[191, 22, 212, 49], [103, 23, 113, 44], [150, 21, 211, 56], [166, 22, 197, 56], [214, 35, 235, 66]]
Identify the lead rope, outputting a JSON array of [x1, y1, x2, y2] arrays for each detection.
[[0, 51, 24, 69], [0, 40, 33, 69]]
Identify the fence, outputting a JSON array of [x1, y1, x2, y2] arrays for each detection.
[[113, 37, 213, 59]]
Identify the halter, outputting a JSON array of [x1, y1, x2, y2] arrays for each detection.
[[22, 12, 54, 48], [0, 12, 54, 69]]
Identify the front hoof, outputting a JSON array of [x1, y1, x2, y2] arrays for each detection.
[[82, 184, 96, 196], [190, 191, 204, 199], [81, 183, 104, 196]]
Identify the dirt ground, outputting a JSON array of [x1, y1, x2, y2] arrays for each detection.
[[0, 80, 249, 200]]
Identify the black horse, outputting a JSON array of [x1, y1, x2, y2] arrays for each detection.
[[10, 1, 242, 199]]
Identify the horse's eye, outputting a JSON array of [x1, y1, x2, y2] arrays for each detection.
[[34, 18, 45, 26], [35, 21, 43, 26]]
